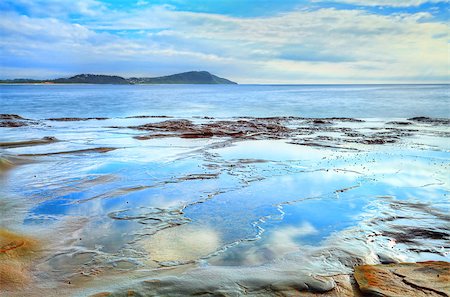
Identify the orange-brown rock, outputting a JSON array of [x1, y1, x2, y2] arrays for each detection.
[[0, 229, 40, 290], [354, 261, 449, 297], [89, 292, 112, 297]]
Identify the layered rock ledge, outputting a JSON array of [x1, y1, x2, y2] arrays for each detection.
[[354, 261, 449, 297]]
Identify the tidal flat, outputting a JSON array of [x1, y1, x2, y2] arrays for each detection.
[[0, 112, 449, 296]]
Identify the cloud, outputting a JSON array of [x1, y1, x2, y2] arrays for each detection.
[[0, 13, 92, 42], [0, 3, 448, 83], [0, 0, 107, 18], [314, 0, 449, 7]]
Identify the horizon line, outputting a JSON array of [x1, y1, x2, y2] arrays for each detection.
[[1, 82, 449, 86]]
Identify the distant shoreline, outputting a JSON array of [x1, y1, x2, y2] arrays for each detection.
[[0, 71, 237, 85], [0, 83, 448, 86]]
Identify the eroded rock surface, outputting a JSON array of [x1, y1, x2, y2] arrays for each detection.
[[124, 117, 432, 146], [0, 114, 27, 120], [129, 118, 292, 140], [408, 117, 450, 125], [0, 229, 41, 290], [18, 147, 116, 156], [0, 114, 33, 127], [354, 261, 450, 297], [0, 136, 58, 148], [1, 114, 449, 297], [46, 117, 109, 121]]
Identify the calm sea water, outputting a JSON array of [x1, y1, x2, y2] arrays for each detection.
[[0, 84, 448, 118]]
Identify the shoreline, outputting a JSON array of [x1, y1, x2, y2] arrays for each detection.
[[1, 82, 449, 86]]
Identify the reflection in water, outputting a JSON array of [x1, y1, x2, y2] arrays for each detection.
[[0, 115, 449, 296], [142, 224, 222, 264]]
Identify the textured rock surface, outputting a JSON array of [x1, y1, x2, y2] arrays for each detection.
[[0, 229, 40, 290], [354, 261, 450, 297], [88, 274, 360, 297]]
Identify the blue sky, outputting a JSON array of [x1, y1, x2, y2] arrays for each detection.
[[0, 0, 448, 83]]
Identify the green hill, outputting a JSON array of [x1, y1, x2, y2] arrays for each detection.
[[0, 71, 237, 85], [53, 74, 129, 84], [128, 71, 236, 84]]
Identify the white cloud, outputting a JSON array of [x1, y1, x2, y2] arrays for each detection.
[[1, 0, 107, 18], [314, 0, 449, 7], [0, 14, 92, 41], [0, 4, 448, 83]]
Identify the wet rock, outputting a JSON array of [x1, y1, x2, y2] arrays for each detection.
[[130, 117, 397, 145], [192, 116, 215, 119], [89, 293, 112, 297], [126, 117, 374, 143], [301, 275, 362, 297], [0, 157, 14, 172], [360, 138, 397, 145], [290, 140, 357, 151], [235, 159, 268, 164], [0, 114, 34, 128], [345, 132, 364, 137], [0, 156, 35, 175], [177, 173, 219, 181], [0, 121, 28, 128], [46, 117, 108, 121], [289, 135, 360, 150], [130, 118, 292, 140], [325, 117, 364, 123], [253, 117, 363, 123], [0, 136, 58, 148], [311, 119, 333, 125], [386, 121, 413, 126], [125, 115, 172, 119], [134, 133, 176, 140], [0, 229, 40, 290], [0, 229, 39, 256], [180, 131, 215, 138], [134, 119, 194, 131], [343, 129, 409, 144], [407, 117, 450, 125], [0, 114, 27, 120], [102, 264, 340, 296], [354, 261, 450, 297], [18, 147, 116, 156], [382, 227, 449, 244]]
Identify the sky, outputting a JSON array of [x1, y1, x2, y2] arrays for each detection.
[[0, 0, 449, 83]]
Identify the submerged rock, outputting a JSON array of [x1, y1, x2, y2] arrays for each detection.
[[354, 261, 450, 297]]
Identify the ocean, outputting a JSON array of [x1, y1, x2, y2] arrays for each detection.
[[1, 84, 449, 118]]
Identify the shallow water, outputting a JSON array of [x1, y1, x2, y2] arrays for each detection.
[[0, 85, 449, 296]]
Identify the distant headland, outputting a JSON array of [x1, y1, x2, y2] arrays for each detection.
[[0, 71, 237, 85]]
